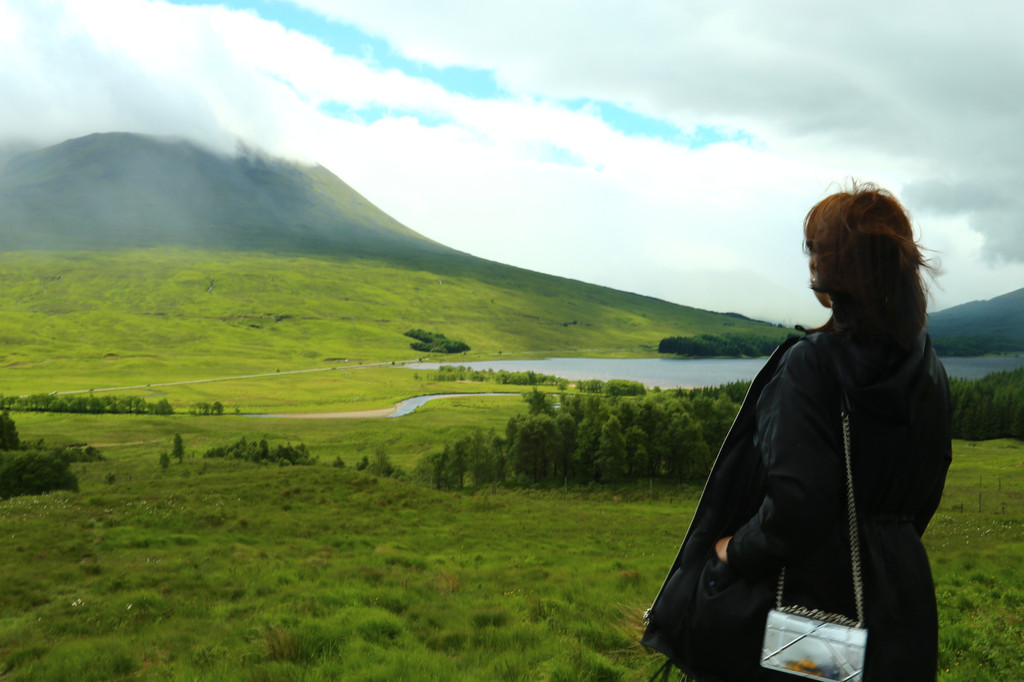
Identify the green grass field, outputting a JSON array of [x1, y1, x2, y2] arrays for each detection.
[[7, 364, 535, 416], [0, 249, 787, 396], [925, 439, 1024, 681], [1, 244, 1019, 680], [1, 400, 1022, 681], [9, 392, 525, 472]]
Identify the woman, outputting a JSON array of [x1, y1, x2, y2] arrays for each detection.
[[642, 184, 952, 681]]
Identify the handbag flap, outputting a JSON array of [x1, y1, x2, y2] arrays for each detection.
[[761, 609, 866, 681]]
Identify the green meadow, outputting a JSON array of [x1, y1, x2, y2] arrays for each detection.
[[8, 388, 525, 471], [1, 245, 1021, 680], [0, 249, 787, 396], [7, 365, 532, 418], [1, 396, 1022, 680]]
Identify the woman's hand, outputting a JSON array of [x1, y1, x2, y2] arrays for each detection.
[[715, 536, 732, 564]]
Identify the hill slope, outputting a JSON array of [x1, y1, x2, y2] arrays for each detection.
[[928, 287, 1024, 346], [0, 133, 787, 391], [0, 249, 787, 390]]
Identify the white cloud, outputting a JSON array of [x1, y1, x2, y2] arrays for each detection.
[[288, 0, 1024, 262], [1, 0, 1021, 323]]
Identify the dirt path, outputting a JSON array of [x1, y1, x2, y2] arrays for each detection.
[[32, 360, 416, 397]]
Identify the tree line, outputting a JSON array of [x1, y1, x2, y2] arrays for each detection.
[[658, 333, 792, 357], [932, 335, 1024, 357], [428, 365, 647, 395], [429, 365, 566, 387], [415, 383, 747, 490], [949, 367, 1024, 440], [1, 393, 174, 416], [0, 394, 236, 417], [416, 361, 1024, 491]]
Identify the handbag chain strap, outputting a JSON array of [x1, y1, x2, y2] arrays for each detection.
[[774, 410, 865, 627]]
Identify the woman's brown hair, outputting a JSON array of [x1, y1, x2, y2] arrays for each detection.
[[803, 183, 931, 350]]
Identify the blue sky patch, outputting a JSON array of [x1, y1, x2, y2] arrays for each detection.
[[165, 1, 752, 147], [318, 102, 452, 128], [168, 0, 503, 98]]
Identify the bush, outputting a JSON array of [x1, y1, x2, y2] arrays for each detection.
[[202, 437, 315, 465], [404, 329, 470, 354], [603, 380, 646, 397], [0, 410, 19, 449], [0, 450, 80, 499], [368, 450, 395, 477], [58, 445, 105, 463]]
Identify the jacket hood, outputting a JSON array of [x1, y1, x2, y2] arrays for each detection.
[[816, 330, 943, 424]]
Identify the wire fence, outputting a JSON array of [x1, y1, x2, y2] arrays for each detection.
[[942, 473, 1023, 516]]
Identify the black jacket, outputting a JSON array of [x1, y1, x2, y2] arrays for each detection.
[[642, 331, 951, 681]]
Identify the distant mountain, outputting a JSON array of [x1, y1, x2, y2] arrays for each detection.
[[928, 287, 1024, 354], [0, 132, 451, 260], [0, 133, 792, 385]]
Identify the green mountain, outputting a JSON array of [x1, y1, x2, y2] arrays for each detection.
[[928, 287, 1024, 354], [0, 133, 786, 392], [0, 132, 450, 259]]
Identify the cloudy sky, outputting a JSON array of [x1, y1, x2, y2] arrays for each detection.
[[2, 0, 1022, 325]]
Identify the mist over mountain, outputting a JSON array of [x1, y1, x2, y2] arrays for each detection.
[[0, 132, 452, 260]]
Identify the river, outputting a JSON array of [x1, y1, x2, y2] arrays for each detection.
[[408, 355, 1024, 389], [390, 392, 520, 417]]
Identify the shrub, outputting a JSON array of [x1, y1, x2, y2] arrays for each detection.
[[0, 450, 80, 499], [62, 445, 104, 463], [0, 410, 19, 449], [403, 329, 470, 354], [201, 437, 315, 465], [603, 380, 646, 397], [368, 450, 395, 477]]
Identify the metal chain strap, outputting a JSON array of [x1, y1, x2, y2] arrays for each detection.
[[775, 411, 865, 627], [842, 411, 866, 626]]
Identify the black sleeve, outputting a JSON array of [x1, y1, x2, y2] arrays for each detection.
[[726, 340, 845, 580], [915, 377, 953, 536]]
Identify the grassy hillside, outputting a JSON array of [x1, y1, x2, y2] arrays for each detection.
[[0, 132, 789, 397], [1, 420, 1021, 680], [0, 249, 785, 396], [929, 287, 1024, 343]]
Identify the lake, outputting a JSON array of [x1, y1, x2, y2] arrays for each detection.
[[408, 355, 1024, 389]]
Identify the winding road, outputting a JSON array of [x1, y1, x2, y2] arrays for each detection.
[[36, 360, 417, 397], [33, 361, 518, 419]]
